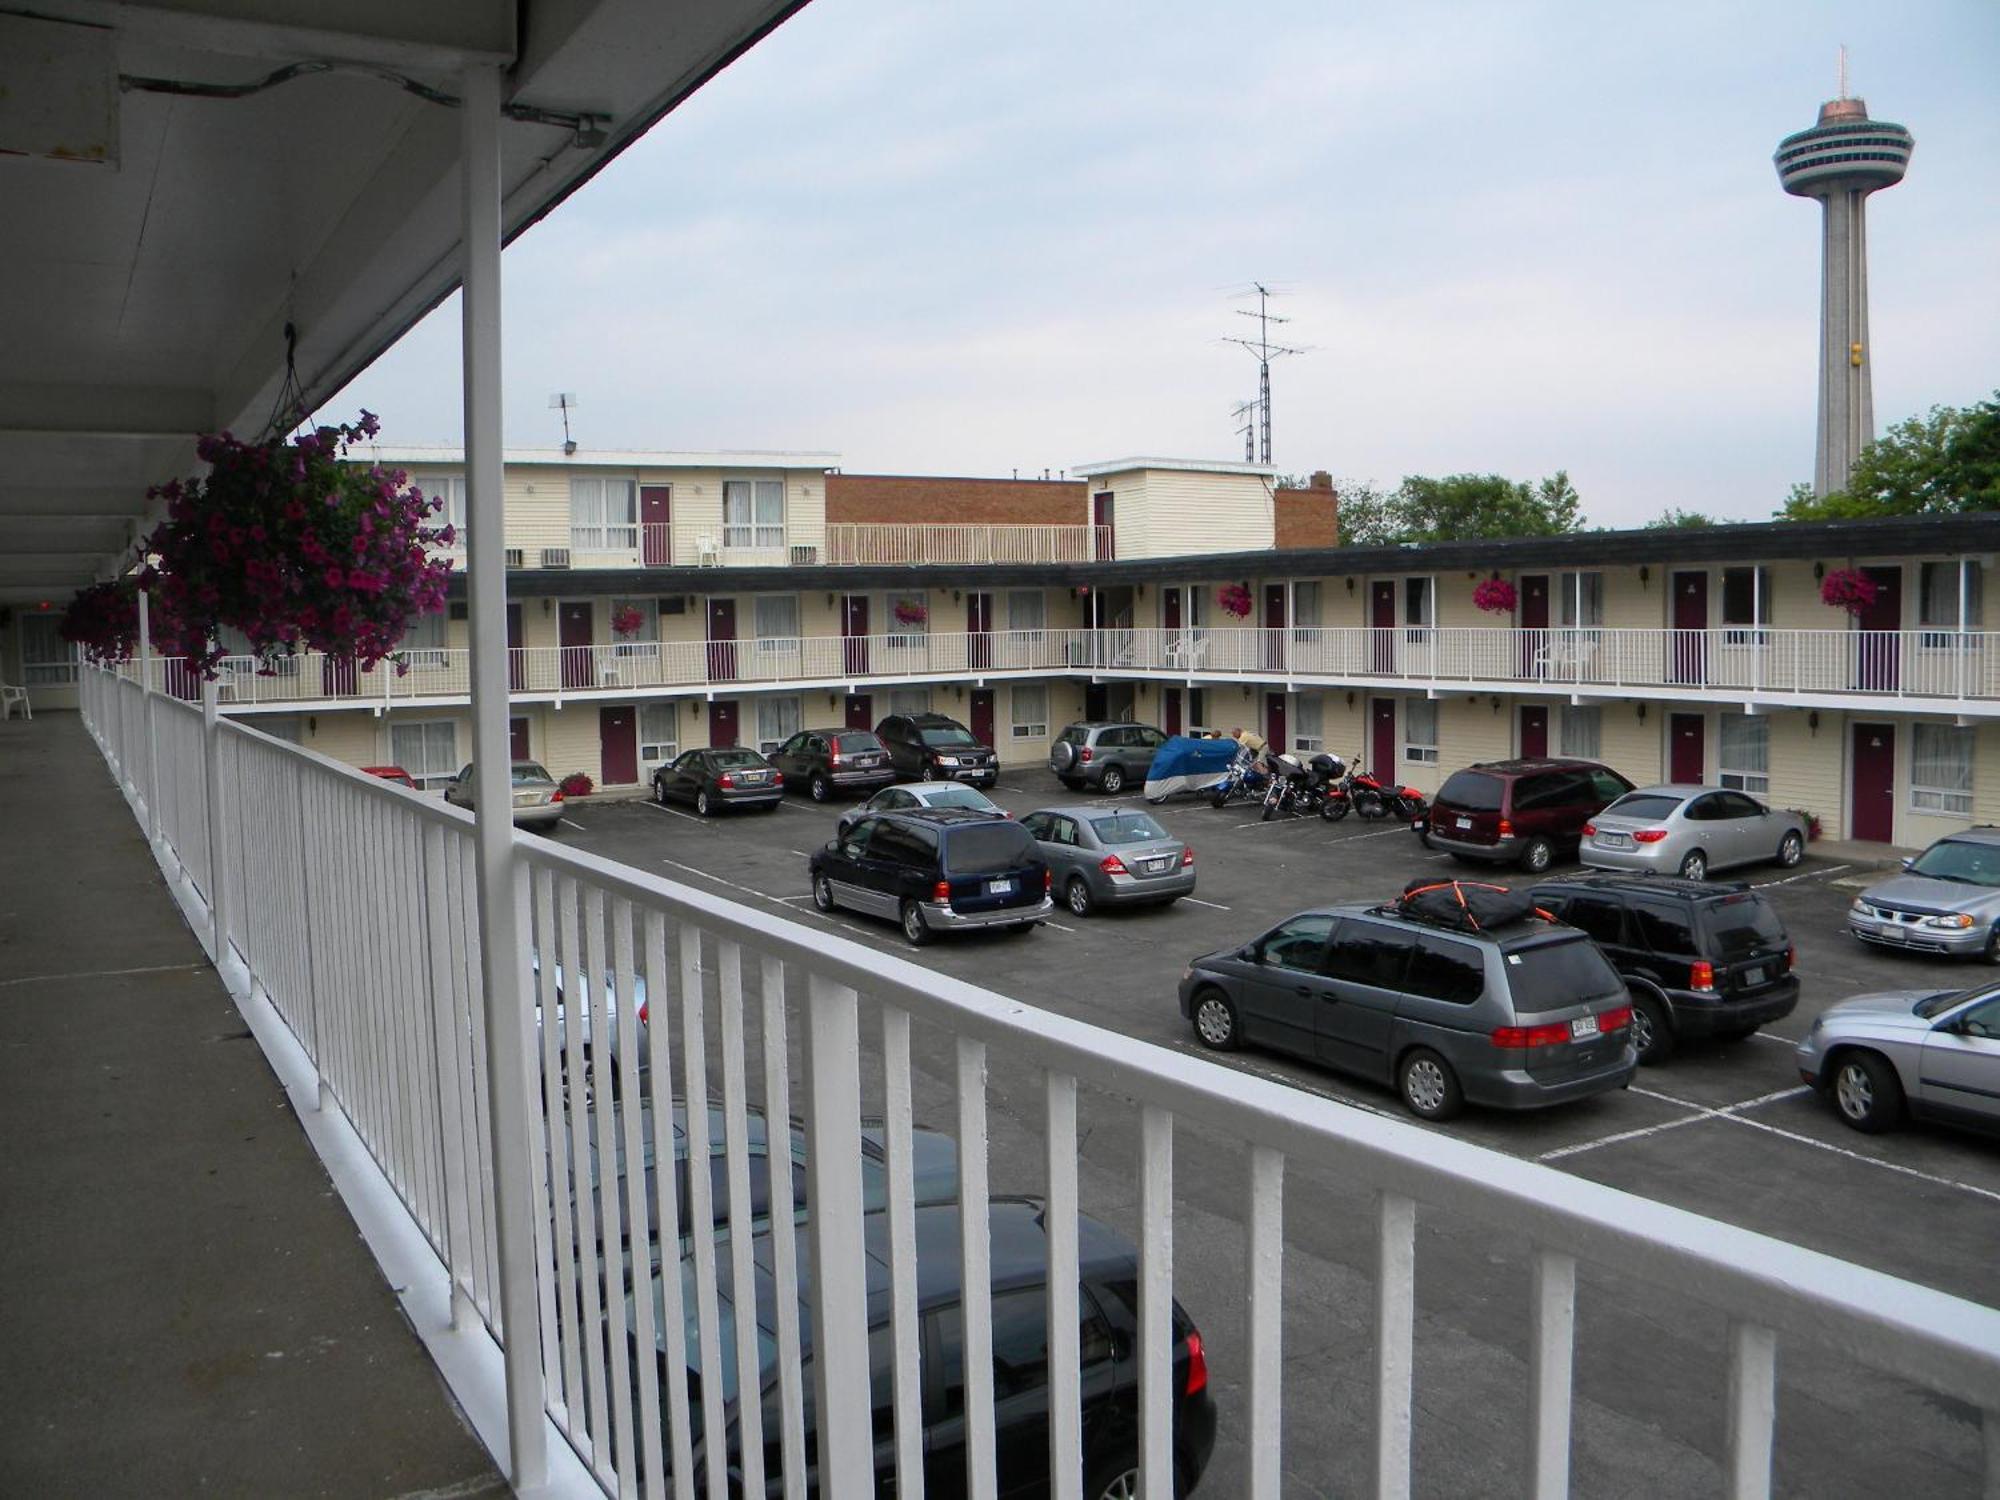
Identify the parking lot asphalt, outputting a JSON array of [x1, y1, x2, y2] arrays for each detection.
[[554, 772, 2000, 1497]]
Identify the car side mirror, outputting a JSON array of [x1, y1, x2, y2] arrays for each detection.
[[1901, 857, 1915, 871], [1240, 945, 1260, 963]]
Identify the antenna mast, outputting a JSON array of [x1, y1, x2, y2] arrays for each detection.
[[1222, 282, 1305, 464], [548, 391, 579, 455]]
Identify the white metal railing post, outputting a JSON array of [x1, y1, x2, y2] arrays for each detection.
[[1245, 1145, 1284, 1500], [1726, 1321, 1777, 1500], [200, 666, 234, 971], [1376, 1190, 1416, 1500], [137, 589, 161, 844], [803, 971, 873, 1493], [459, 59, 546, 1489], [1530, 1248, 1577, 1499]]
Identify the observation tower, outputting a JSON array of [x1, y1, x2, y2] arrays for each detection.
[[1774, 85, 1913, 496]]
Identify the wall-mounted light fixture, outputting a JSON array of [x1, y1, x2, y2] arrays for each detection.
[[692, 701, 702, 716], [828, 694, 839, 709], [952, 589, 962, 602], [307, 716, 317, 736], [826, 593, 835, 607], [1639, 565, 1650, 587], [1492, 695, 1501, 714], [1808, 710, 1820, 736], [1346, 690, 1356, 706], [1813, 561, 1826, 581], [542, 599, 551, 615], [1636, 702, 1647, 723], [1345, 577, 1355, 593]]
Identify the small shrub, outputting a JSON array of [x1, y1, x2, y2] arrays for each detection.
[[558, 771, 594, 799]]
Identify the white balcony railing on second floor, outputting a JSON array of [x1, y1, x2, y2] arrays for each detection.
[[122, 625, 2000, 710], [75, 661, 2000, 1498], [826, 522, 1112, 566]]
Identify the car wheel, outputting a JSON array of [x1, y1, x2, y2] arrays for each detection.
[[1415, 821, 1433, 848], [1831, 1050, 1903, 1134], [1519, 836, 1554, 874], [919, 763, 937, 782], [1397, 1048, 1464, 1121], [1084, 1453, 1142, 1500], [1678, 848, 1707, 881], [696, 789, 713, 817], [1630, 993, 1675, 1065], [653, 778, 668, 805], [1191, 989, 1238, 1050], [1776, 831, 1805, 868], [899, 900, 930, 946], [809, 772, 831, 803], [812, 874, 835, 912], [1066, 876, 1095, 917], [1099, 765, 1126, 795]]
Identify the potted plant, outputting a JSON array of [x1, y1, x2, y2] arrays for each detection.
[[58, 577, 144, 665], [1820, 567, 1879, 616], [610, 603, 646, 638], [1217, 582, 1253, 619], [1473, 577, 1518, 615], [558, 771, 594, 800], [138, 411, 455, 678]]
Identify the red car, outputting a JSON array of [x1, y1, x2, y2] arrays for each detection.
[[361, 765, 418, 789], [1420, 758, 1634, 874]]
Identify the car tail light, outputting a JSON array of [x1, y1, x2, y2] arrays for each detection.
[[1100, 854, 1129, 876], [1785, 944, 1796, 971], [1044, 868, 1053, 893], [772, 771, 784, 785], [1491, 1021, 1573, 1049], [932, 880, 952, 903], [718, 773, 736, 789], [1598, 1005, 1632, 1032], [1632, 828, 1669, 843], [1079, 746, 1093, 762], [1181, 846, 1195, 866], [1582, 822, 1596, 836], [830, 752, 843, 766], [1497, 817, 1513, 837], [551, 788, 564, 802], [1184, 1329, 1208, 1396], [1690, 960, 1715, 992], [638, 1001, 648, 1025]]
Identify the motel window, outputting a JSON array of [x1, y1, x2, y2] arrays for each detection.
[[723, 479, 785, 550], [1721, 567, 1772, 643], [415, 473, 469, 542], [570, 477, 638, 550], [1011, 685, 1049, 740], [888, 593, 928, 647], [390, 721, 459, 790], [1294, 693, 1324, 752], [19, 614, 78, 686], [754, 595, 801, 654], [1006, 590, 1046, 636], [1293, 582, 1322, 638], [401, 611, 449, 668], [639, 703, 679, 767], [1404, 698, 1439, 764], [1559, 705, 1601, 760], [1403, 577, 1433, 637], [1919, 562, 1984, 635], [887, 687, 930, 717], [1911, 724, 1974, 816], [757, 695, 802, 755], [1717, 714, 1769, 795], [1557, 571, 1605, 630]]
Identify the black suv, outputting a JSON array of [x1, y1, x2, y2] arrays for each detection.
[[809, 808, 1052, 944], [633, 1198, 1218, 1499], [767, 727, 896, 802], [875, 712, 998, 786], [1534, 874, 1798, 1063]]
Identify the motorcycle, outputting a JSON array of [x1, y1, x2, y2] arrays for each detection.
[[1346, 760, 1430, 822], [1208, 745, 1272, 808], [1258, 752, 1312, 820]]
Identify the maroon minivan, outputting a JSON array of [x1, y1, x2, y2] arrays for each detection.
[[1420, 759, 1633, 873]]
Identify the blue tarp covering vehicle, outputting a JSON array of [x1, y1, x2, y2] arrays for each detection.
[[1142, 735, 1243, 802]]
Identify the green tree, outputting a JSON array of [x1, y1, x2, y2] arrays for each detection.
[[1340, 471, 1587, 544], [1332, 481, 1396, 545], [1780, 391, 2000, 519], [1644, 507, 1729, 529]]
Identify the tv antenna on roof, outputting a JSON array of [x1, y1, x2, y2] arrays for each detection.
[[1222, 283, 1308, 465], [549, 392, 579, 455]]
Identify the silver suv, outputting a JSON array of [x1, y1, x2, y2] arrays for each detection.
[[1048, 721, 1169, 794], [1847, 827, 2000, 962]]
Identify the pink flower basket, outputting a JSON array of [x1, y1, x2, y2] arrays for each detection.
[[1473, 578, 1518, 615], [611, 604, 645, 638], [58, 578, 144, 665], [1217, 583, 1253, 619], [1820, 568, 1879, 616]]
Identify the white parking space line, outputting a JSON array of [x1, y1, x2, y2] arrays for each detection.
[[772, 801, 819, 813], [1180, 896, 1232, 911], [658, 856, 814, 917], [560, 819, 587, 832], [1753, 864, 1852, 889], [1041, 919, 1078, 933], [788, 849, 814, 858], [640, 800, 711, 826], [1543, 1085, 1810, 1162]]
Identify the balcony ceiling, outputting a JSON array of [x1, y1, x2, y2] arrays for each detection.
[[0, 0, 806, 606]]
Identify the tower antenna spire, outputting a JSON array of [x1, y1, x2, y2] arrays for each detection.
[[1838, 43, 1848, 100], [1221, 282, 1308, 465]]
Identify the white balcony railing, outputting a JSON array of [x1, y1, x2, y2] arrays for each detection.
[[123, 626, 2000, 710], [826, 522, 1112, 565], [76, 660, 2000, 1496]]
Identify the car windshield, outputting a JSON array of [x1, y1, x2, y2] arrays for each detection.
[[1502, 936, 1624, 1006], [1604, 792, 1685, 820], [1437, 771, 1503, 811], [921, 785, 996, 811], [920, 727, 979, 747], [1915, 984, 1999, 1019], [1059, 726, 1088, 745], [1089, 811, 1170, 845], [1906, 839, 2000, 888], [943, 824, 1036, 874], [511, 763, 554, 785], [1698, 896, 1787, 958], [711, 750, 766, 769], [834, 732, 883, 752]]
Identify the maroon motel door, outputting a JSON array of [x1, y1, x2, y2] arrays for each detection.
[[1370, 698, 1396, 776], [968, 689, 995, 748], [709, 700, 739, 748], [323, 653, 357, 698], [707, 598, 738, 682], [1084, 684, 1109, 721], [640, 484, 673, 567], [845, 693, 874, 731], [1519, 704, 1549, 759], [842, 595, 870, 675], [506, 603, 525, 691], [967, 592, 994, 670], [1854, 566, 1902, 692], [1370, 582, 1396, 672], [509, 716, 531, 762], [1164, 687, 1183, 737], [1518, 574, 1549, 678], [559, 601, 594, 688], [1670, 572, 1708, 685], [1263, 585, 1287, 671], [1162, 587, 1182, 632], [1850, 722, 1896, 843], [599, 705, 639, 786], [1265, 692, 1288, 753], [1093, 493, 1115, 559], [1669, 713, 1705, 784]]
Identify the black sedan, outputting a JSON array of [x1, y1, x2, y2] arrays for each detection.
[[767, 727, 897, 802], [651, 747, 784, 815]]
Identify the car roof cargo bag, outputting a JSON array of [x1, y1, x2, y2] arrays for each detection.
[[1397, 879, 1540, 933]]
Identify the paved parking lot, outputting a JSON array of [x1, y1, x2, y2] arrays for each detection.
[[555, 770, 2000, 1496]]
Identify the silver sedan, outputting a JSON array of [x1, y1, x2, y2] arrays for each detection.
[[1796, 980, 2000, 1135], [836, 780, 1006, 836], [442, 759, 565, 830], [1019, 805, 1195, 916], [1579, 785, 1808, 882]]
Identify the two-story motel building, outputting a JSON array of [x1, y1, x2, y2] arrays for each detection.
[[8, 447, 1995, 848]]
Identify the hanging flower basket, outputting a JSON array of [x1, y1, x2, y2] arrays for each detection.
[[1217, 583, 1254, 619], [1473, 577, 1518, 615], [139, 411, 455, 677], [611, 603, 646, 638], [893, 598, 928, 627], [58, 578, 144, 665], [1819, 567, 1878, 616]]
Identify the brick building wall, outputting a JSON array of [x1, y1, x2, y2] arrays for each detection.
[[1275, 470, 1339, 549], [826, 473, 1086, 525]]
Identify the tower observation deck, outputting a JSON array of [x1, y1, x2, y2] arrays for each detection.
[[1775, 96, 1914, 497]]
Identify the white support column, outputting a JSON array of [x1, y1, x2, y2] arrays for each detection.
[[460, 61, 546, 1490], [1960, 560, 1971, 701], [137, 588, 160, 846], [201, 665, 234, 975], [1752, 566, 1763, 694]]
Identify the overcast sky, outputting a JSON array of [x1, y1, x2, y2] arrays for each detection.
[[334, 0, 2000, 529]]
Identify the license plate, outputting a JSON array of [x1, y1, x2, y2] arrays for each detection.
[[1597, 832, 1629, 847], [1456, 817, 1472, 830], [1570, 1015, 1600, 1039], [1145, 857, 1172, 873], [986, 878, 1015, 896], [1741, 966, 1766, 987], [745, 772, 768, 783]]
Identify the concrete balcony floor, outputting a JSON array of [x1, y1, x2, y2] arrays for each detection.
[[0, 712, 504, 1498]]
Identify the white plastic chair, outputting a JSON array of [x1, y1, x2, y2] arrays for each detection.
[[0, 682, 29, 720], [695, 534, 721, 567]]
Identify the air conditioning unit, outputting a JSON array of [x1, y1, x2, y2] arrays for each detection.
[[449, 602, 469, 621], [789, 543, 819, 566], [542, 547, 572, 569], [661, 596, 688, 616], [503, 548, 525, 569]]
